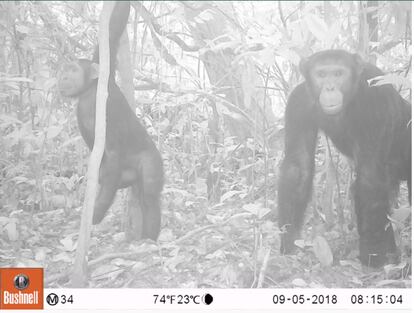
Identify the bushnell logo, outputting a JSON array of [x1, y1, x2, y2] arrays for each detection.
[[13, 274, 30, 290]]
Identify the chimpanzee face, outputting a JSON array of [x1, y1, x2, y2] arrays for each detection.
[[58, 60, 98, 97], [59, 62, 86, 97], [309, 59, 353, 115], [300, 51, 362, 116]]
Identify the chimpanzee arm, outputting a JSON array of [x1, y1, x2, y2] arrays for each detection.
[[92, 150, 122, 224], [92, 86, 127, 224], [92, 1, 130, 76], [278, 83, 318, 254]]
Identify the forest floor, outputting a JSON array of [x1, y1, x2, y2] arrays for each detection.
[[0, 176, 410, 288]]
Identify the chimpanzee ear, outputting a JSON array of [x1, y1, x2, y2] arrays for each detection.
[[353, 53, 364, 77], [90, 63, 100, 80], [299, 57, 309, 76]]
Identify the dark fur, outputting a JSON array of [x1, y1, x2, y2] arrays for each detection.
[[59, 1, 163, 240], [278, 50, 411, 267]]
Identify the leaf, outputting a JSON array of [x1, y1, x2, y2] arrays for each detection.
[[197, 9, 215, 23], [292, 278, 307, 287], [293, 239, 306, 249], [132, 261, 147, 272], [0, 77, 33, 83], [164, 187, 190, 197], [60, 136, 82, 148], [384, 262, 407, 275], [0, 114, 22, 126], [242, 203, 261, 215], [206, 249, 226, 260], [222, 264, 238, 286], [238, 163, 255, 173], [368, 74, 410, 89], [52, 252, 72, 263], [195, 178, 207, 195], [312, 235, 333, 266], [305, 14, 328, 41], [12, 176, 28, 185], [339, 260, 362, 271], [91, 264, 123, 280], [113, 232, 125, 243], [390, 206, 411, 224], [165, 254, 187, 271], [5, 221, 18, 241], [46, 126, 63, 140], [35, 247, 51, 262], [259, 47, 275, 67], [276, 48, 300, 65], [257, 208, 271, 219], [375, 279, 401, 287], [241, 62, 256, 108], [241, 203, 271, 219], [0, 216, 10, 226], [43, 78, 57, 91], [158, 228, 174, 242], [15, 259, 42, 268], [208, 40, 238, 53], [50, 195, 66, 208], [111, 258, 136, 267], [16, 25, 31, 34], [60, 235, 77, 252], [221, 190, 242, 202], [325, 21, 341, 48]]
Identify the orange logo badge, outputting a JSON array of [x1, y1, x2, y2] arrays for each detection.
[[0, 268, 43, 309]]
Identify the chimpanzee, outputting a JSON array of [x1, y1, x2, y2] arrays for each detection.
[[278, 50, 411, 267], [58, 1, 163, 241]]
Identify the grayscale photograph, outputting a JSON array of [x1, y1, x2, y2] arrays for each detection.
[[0, 1, 411, 288]]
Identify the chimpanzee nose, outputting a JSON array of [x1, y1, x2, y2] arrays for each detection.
[[325, 84, 335, 91]]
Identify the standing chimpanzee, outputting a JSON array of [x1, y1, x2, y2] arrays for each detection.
[[58, 2, 164, 241], [278, 50, 411, 267]]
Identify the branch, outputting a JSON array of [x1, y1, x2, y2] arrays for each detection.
[[72, 1, 114, 287], [133, 1, 200, 51]]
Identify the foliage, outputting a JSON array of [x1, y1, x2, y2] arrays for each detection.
[[0, 1, 411, 287]]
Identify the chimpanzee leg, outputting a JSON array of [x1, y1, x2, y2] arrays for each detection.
[[93, 152, 122, 224], [407, 173, 412, 205], [354, 163, 397, 267], [137, 149, 163, 241], [140, 188, 162, 240], [126, 186, 143, 241], [119, 169, 137, 188]]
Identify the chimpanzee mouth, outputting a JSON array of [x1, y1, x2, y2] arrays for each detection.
[[58, 83, 78, 98], [322, 104, 343, 115]]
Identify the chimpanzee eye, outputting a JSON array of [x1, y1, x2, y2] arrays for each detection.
[[70, 65, 79, 73], [317, 71, 326, 78], [335, 70, 343, 77]]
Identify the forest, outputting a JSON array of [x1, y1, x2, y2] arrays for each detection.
[[0, 1, 411, 288]]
